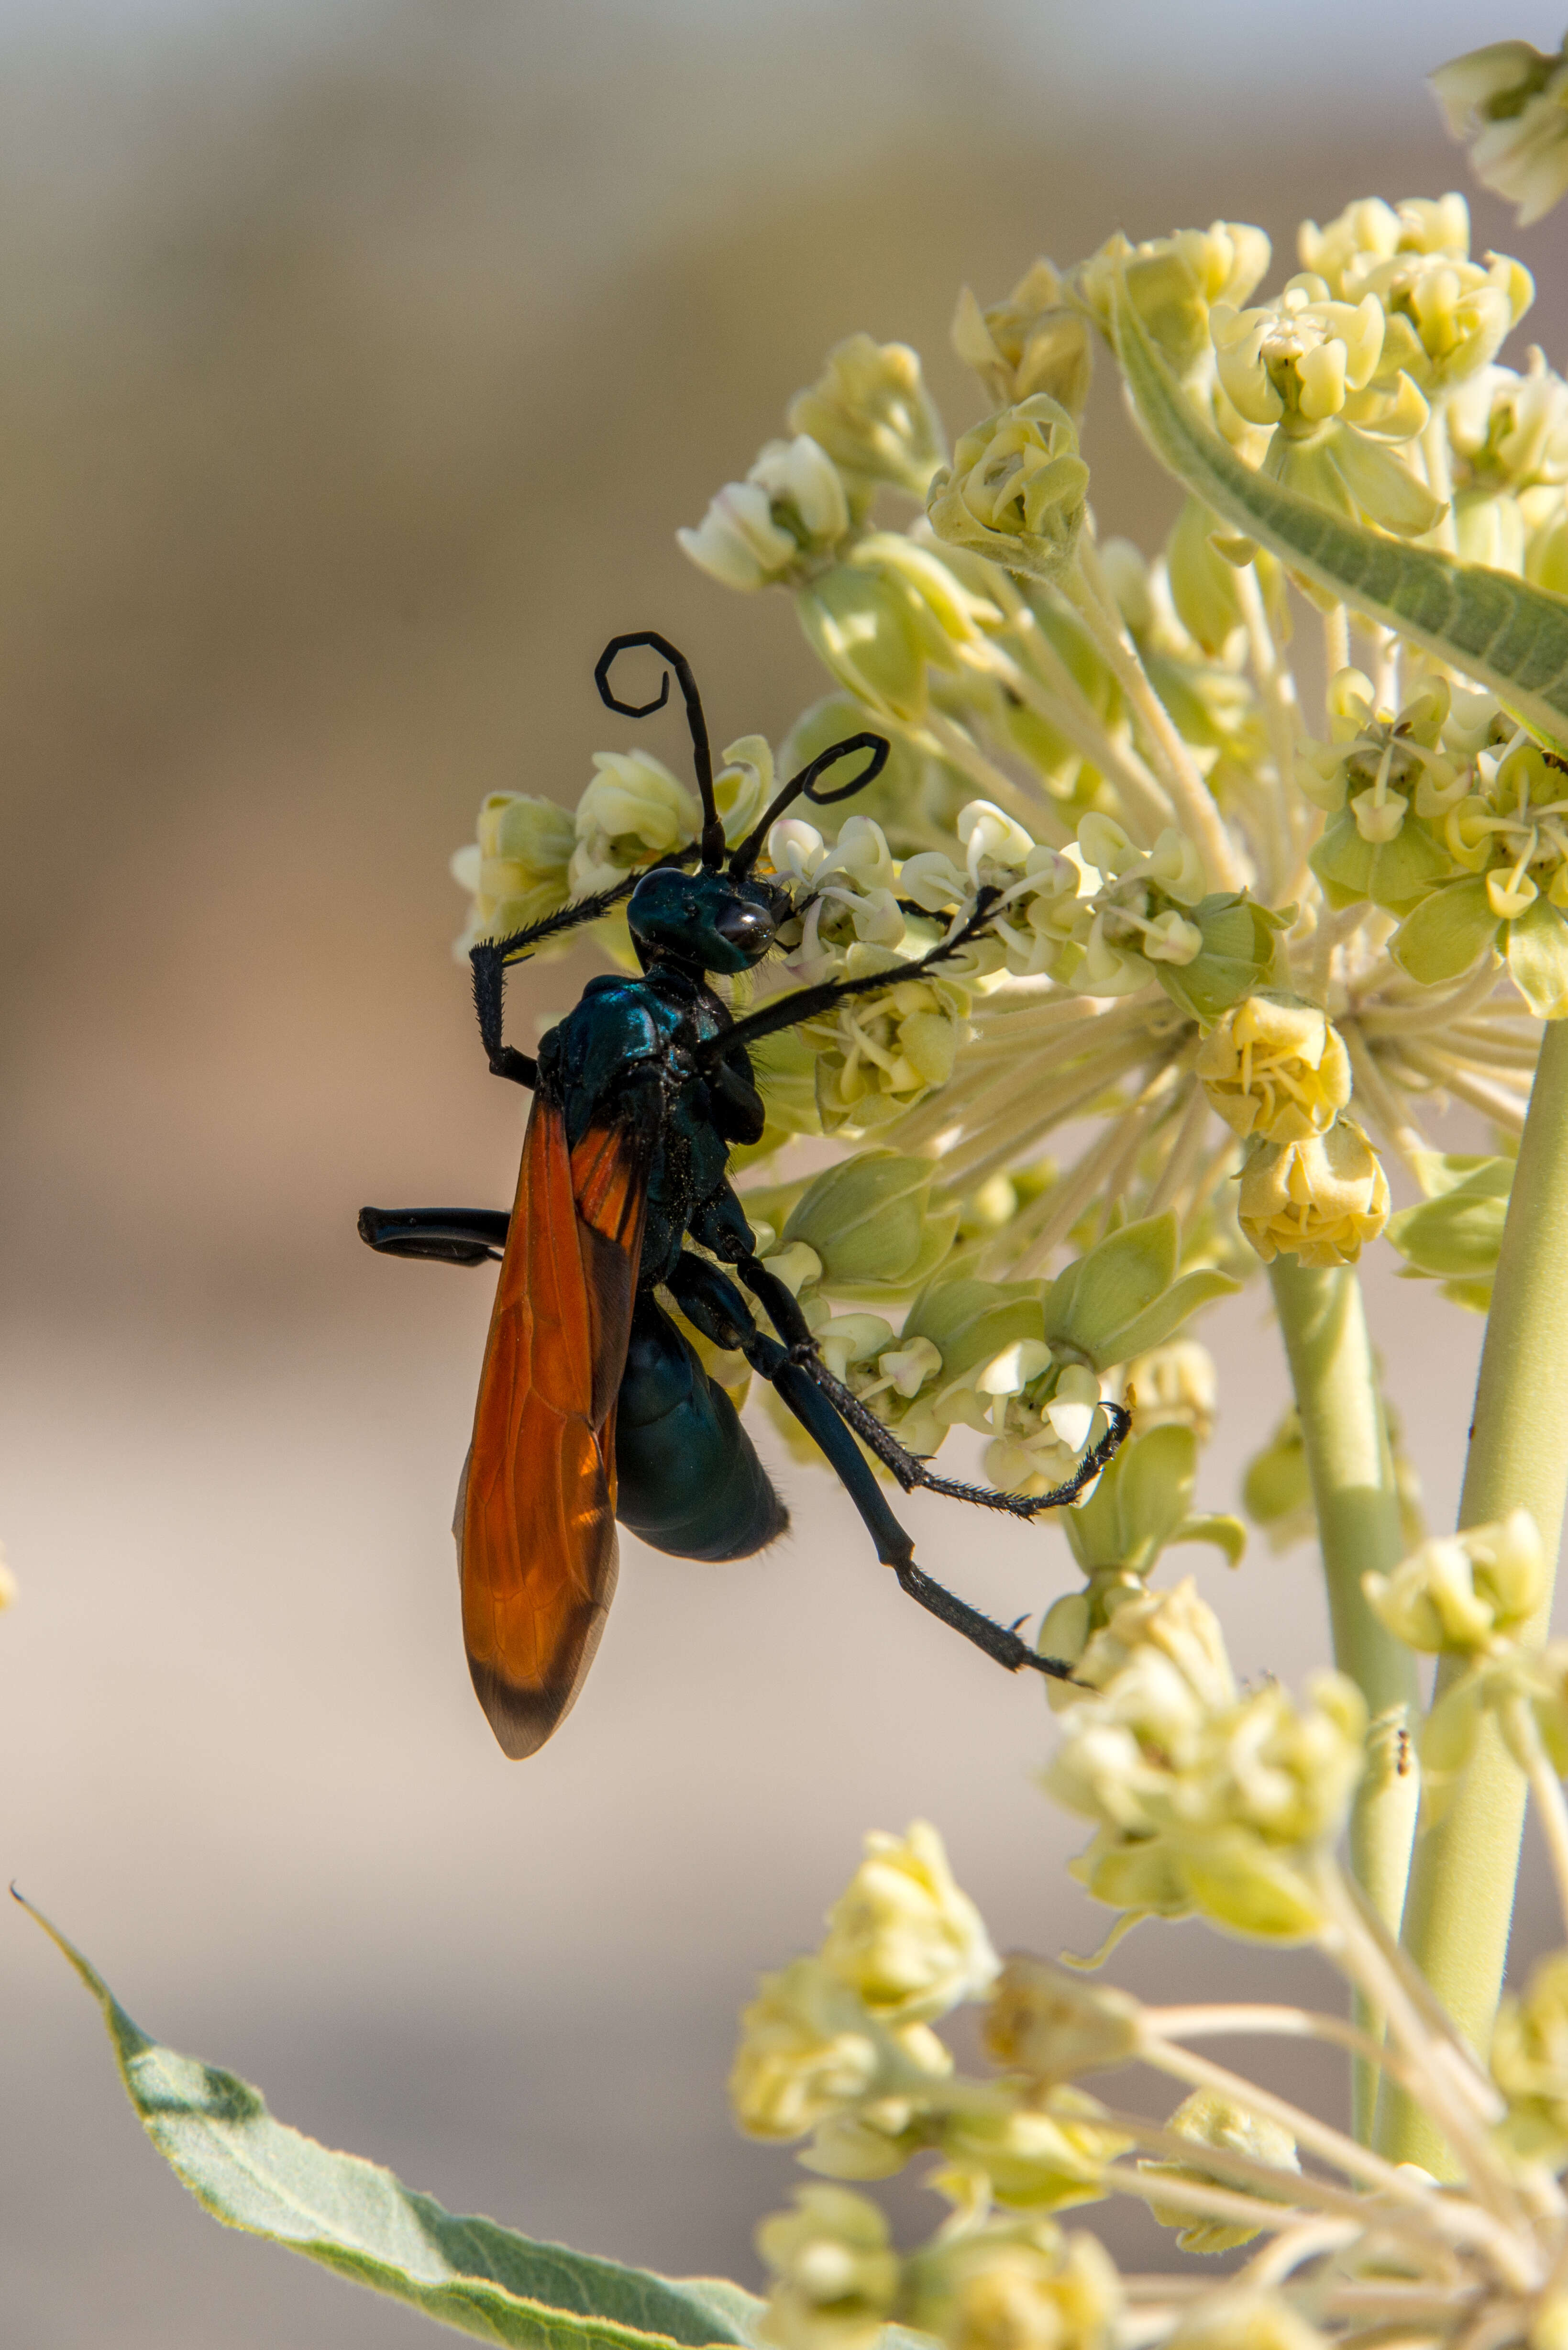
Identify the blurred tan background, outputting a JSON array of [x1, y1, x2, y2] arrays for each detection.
[[5, 2, 1568, 2342]]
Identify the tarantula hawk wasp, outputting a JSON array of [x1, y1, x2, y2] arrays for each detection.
[[359, 632, 1130, 1756]]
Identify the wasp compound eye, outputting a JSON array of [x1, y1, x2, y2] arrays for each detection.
[[714, 900, 775, 953]]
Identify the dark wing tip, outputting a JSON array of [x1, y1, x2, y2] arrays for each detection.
[[466, 1660, 568, 1760], [464, 1594, 616, 1761]]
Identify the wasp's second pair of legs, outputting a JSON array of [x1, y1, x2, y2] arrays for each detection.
[[666, 1251, 1079, 1684]]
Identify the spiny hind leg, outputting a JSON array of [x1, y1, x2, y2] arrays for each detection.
[[759, 1348, 1076, 1683]]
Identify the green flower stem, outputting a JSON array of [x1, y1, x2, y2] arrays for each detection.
[[1060, 548, 1246, 892], [1269, 1257, 1421, 2141], [1381, 1020, 1568, 2173]]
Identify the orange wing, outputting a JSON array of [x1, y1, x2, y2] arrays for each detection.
[[458, 1097, 647, 1757]]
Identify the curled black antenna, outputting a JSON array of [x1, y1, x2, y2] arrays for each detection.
[[594, 632, 725, 872], [728, 732, 890, 878]]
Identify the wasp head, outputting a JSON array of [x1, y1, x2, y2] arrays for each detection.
[[627, 866, 792, 975]]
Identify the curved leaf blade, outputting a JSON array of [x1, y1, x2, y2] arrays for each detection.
[[1109, 283, 1568, 754], [22, 1895, 748, 2350]]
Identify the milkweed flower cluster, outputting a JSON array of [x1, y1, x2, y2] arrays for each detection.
[[446, 158, 1560, 1563], [740, 1575, 1568, 2350], [441, 51, 1568, 2329], [684, 53, 1568, 2350], [452, 186, 1552, 1362]]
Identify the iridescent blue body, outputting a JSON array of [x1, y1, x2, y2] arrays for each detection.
[[535, 869, 790, 1562]]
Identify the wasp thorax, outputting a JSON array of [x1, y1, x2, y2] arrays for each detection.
[[627, 865, 784, 972]]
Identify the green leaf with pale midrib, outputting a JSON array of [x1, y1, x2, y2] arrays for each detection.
[[23, 1895, 754, 2350], [1109, 283, 1568, 755]]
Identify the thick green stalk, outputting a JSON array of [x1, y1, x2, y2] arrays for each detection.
[[1380, 1020, 1568, 2171], [1269, 1258, 1421, 2141]]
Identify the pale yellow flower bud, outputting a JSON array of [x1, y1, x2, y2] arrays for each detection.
[[1431, 39, 1568, 226], [1212, 284, 1386, 432], [878, 1337, 943, 1400], [1074, 1577, 1237, 1722], [857, 535, 1004, 645], [1196, 995, 1352, 1144], [983, 1957, 1143, 2084], [788, 334, 947, 498], [933, 2087, 1130, 2215], [1363, 1510, 1545, 1653], [570, 751, 701, 895], [769, 818, 828, 887], [1116, 1341, 1217, 1443], [906, 2221, 1121, 2350], [757, 2186, 901, 2350], [1205, 1672, 1367, 1846], [753, 435, 853, 541], [1351, 249, 1532, 399], [1297, 198, 1405, 294], [1142, 2089, 1300, 2253], [816, 815, 898, 896], [1041, 1364, 1104, 1454], [1049, 1586, 1363, 1938], [927, 397, 1089, 583], [958, 798, 1037, 878], [952, 260, 1093, 419], [814, 1314, 896, 1385], [821, 1822, 998, 2024], [1237, 1120, 1390, 1268], [678, 433, 850, 593], [782, 1154, 959, 1299], [797, 561, 953, 725], [1076, 225, 1269, 380], [731, 1955, 949, 2143], [715, 735, 777, 848], [678, 480, 800, 591], [1076, 811, 1137, 879], [897, 850, 969, 913], [761, 1242, 825, 1299], [804, 947, 970, 1131], [975, 1340, 1055, 1400], [1141, 910, 1203, 964], [451, 790, 575, 954]]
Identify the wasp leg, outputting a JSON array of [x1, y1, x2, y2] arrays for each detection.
[[468, 942, 540, 1089], [812, 1371, 1129, 1513], [697, 887, 1003, 1065], [734, 1250, 1131, 1515], [666, 1250, 1073, 1682], [767, 1356, 1076, 1682], [358, 1206, 511, 1266]]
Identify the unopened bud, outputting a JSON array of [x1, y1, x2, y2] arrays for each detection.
[[927, 396, 1089, 583], [788, 334, 947, 497], [1237, 1120, 1390, 1268], [1196, 995, 1352, 1145], [1363, 1510, 1544, 1652], [983, 1956, 1142, 2083]]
